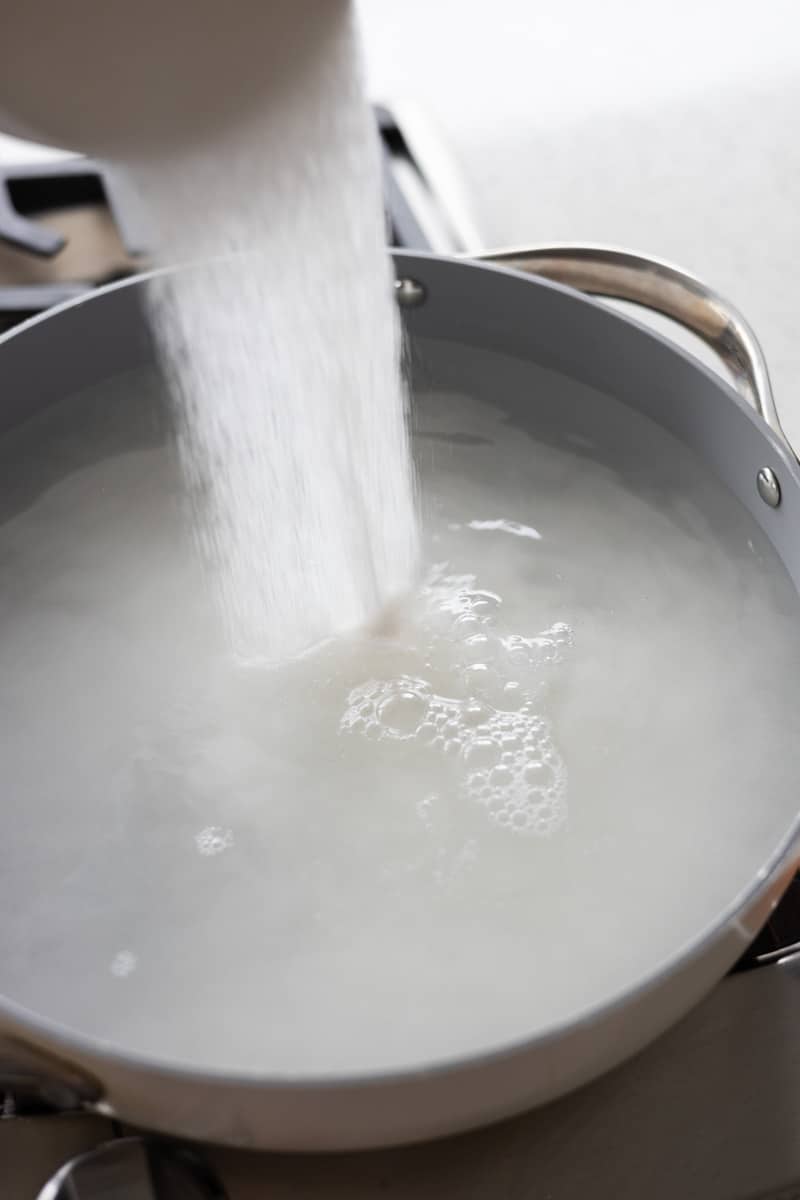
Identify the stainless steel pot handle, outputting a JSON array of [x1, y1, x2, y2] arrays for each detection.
[[35, 1136, 228, 1200], [475, 243, 791, 455]]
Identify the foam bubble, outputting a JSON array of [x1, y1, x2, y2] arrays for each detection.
[[339, 569, 571, 838], [195, 826, 235, 856], [110, 950, 138, 979]]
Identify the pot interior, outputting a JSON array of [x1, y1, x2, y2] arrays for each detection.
[[1, 265, 799, 1084]]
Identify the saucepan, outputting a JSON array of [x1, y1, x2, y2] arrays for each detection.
[[0, 245, 798, 1150]]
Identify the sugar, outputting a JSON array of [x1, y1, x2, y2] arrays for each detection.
[[122, 1, 417, 662]]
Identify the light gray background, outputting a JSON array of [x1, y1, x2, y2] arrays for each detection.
[[358, 0, 800, 447]]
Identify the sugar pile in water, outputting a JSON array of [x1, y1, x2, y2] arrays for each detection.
[[123, 2, 417, 661]]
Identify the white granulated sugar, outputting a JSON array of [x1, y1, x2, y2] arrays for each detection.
[[126, 4, 417, 662]]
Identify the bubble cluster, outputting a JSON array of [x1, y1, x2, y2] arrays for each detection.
[[340, 570, 572, 837], [461, 708, 566, 835], [195, 825, 235, 856], [110, 949, 138, 979], [340, 677, 432, 740]]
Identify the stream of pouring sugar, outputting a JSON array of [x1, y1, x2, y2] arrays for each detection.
[[124, 3, 418, 662]]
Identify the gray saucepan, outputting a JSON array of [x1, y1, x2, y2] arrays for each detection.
[[0, 245, 798, 1150]]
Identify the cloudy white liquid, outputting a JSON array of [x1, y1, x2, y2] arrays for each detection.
[[1, 340, 799, 1076]]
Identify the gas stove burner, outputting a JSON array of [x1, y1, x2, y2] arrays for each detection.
[[0, 106, 480, 330]]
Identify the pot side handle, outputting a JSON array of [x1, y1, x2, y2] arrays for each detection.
[[475, 243, 793, 459]]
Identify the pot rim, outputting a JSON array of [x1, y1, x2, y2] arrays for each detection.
[[0, 250, 798, 1094]]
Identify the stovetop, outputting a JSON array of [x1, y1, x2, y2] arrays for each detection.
[[1, 115, 800, 1199]]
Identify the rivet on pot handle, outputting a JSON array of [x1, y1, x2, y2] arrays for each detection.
[[475, 244, 793, 459]]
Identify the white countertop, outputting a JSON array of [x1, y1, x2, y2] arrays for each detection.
[[358, 0, 800, 448]]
